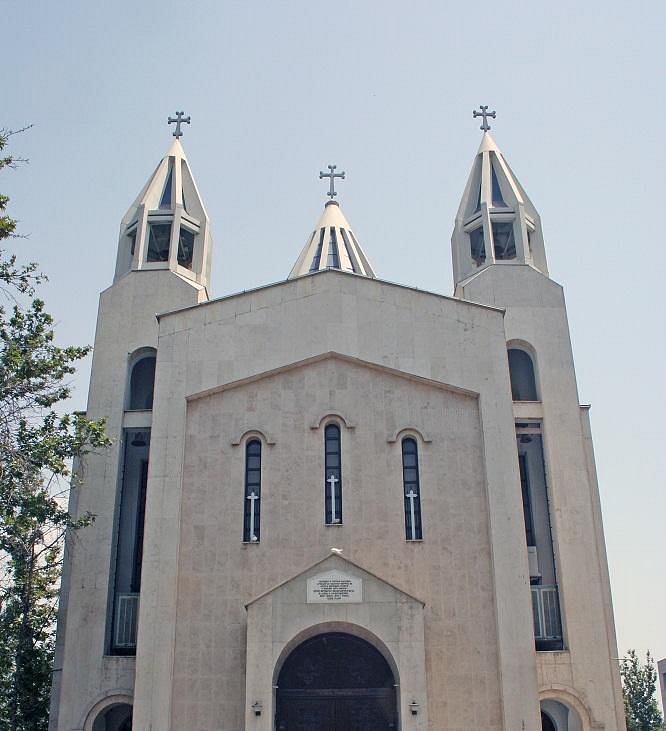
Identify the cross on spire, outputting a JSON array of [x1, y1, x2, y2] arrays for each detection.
[[168, 111, 191, 139], [473, 105, 496, 132], [320, 165, 345, 199]]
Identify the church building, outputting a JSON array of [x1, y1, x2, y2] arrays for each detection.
[[49, 109, 626, 731]]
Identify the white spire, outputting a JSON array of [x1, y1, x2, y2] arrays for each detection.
[[451, 130, 548, 286], [288, 200, 375, 279], [114, 138, 212, 289]]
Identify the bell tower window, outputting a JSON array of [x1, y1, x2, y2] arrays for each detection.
[[491, 221, 516, 260], [177, 227, 195, 269], [470, 226, 486, 266], [146, 223, 172, 262]]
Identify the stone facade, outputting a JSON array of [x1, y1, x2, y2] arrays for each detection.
[[49, 130, 625, 731]]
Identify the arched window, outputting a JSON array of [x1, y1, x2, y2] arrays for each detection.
[[402, 438, 422, 540], [128, 354, 156, 410], [324, 424, 342, 524], [508, 348, 538, 401], [243, 440, 262, 542]]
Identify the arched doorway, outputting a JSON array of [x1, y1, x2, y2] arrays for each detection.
[[275, 632, 398, 730]]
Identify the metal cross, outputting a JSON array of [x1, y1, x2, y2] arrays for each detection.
[[473, 105, 496, 132], [405, 489, 418, 540], [247, 491, 259, 541], [327, 474, 340, 523], [168, 111, 191, 139], [320, 165, 345, 199]]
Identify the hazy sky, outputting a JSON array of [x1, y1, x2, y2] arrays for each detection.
[[3, 0, 665, 670]]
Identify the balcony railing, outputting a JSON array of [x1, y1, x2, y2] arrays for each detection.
[[531, 585, 562, 643], [113, 592, 139, 649]]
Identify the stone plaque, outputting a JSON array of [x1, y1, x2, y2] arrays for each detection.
[[307, 569, 362, 603]]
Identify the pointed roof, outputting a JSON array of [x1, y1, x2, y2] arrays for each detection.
[[288, 200, 376, 279], [450, 129, 549, 285], [121, 138, 208, 228]]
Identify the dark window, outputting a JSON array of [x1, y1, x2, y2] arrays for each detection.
[[181, 161, 188, 212], [147, 223, 171, 262], [541, 712, 557, 731], [310, 228, 325, 271], [491, 163, 507, 207], [508, 348, 538, 401], [339, 228, 357, 272], [160, 167, 173, 209], [243, 440, 262, 542], [470, 227, 486, 266], [177, 227, 195, 269], [519, 454, 535, 546], [324, 424, 342, 524], [128, 229, 137, 257], [492, 221, 516, 260], [129, 356, 156, 410], [327, 227, 340, 268], [402, 438, 423, 540], [111, 429, 150, 654], [474, 178, 482, 212]]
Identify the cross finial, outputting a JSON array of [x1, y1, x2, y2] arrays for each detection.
[[168, 111, 191, 139], [472, 105, 496, 132], [319, 164, 345, 199]]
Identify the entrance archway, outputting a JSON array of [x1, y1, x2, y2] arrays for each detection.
[[275, 632, 398, 730]]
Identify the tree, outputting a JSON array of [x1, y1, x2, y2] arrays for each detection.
[[621, 649, 664, 731], [0, 128, 110, 730]]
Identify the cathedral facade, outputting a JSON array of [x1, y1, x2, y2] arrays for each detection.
[[49, 117, 626, 731]]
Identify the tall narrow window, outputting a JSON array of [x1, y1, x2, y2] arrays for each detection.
[[309, 228, 325, 271], [518, 454, 535, 546], [111, 429, 150, 653], [491, 163, 507, 207], [324, 424, 342, 524], [243, 440, 262, 542], [327, 227, 340, 268], [402, 438, 422, 540]]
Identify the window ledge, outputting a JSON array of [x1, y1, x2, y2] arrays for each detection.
[[325, 522, 344, 527]]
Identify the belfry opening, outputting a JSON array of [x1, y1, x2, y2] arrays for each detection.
[[275, 633, 398, 730]]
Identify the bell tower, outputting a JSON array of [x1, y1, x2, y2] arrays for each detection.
[[450, 109, 626, 728], [49, 116, 213, 731], [113, 129, 212, 292], [451, 106, 547, 288]]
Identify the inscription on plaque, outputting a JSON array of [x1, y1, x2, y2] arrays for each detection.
[[307, 569, 362, 603]]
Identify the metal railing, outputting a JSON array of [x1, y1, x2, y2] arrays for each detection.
[[113, 592, 139, 649], [531, 585, 562, 641]]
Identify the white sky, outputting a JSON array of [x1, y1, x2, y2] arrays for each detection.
[[2, 0, 665, 669]]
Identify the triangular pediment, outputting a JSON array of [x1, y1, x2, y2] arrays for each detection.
[[245, 552, 425, 608], [186, 351, 478, 403]]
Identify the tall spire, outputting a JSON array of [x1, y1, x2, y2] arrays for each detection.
[[114, 127, 212, 290], [451, 112, 548, 286], [288, 168, 375, 279]]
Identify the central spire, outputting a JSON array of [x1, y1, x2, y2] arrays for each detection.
[[288, 166, 375, 279]]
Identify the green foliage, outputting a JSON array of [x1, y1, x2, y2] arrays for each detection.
[[0, 128, 110, 730], [621, 649, 664, 731]]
